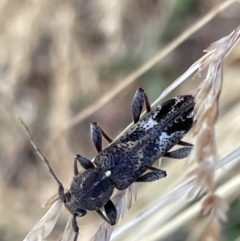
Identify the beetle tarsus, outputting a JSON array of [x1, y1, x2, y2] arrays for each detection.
[[99, 126, 113, 143], [164, 146, 193, 159], [144, 92, 151, 113], [96, 208, 115, 225], [136, 169, 167, 182], [72, 215, 79, 241], [91, 122, 103, 152], [177, 140, 193, 147]]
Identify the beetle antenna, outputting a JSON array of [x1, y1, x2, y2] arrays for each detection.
[[19, 118, 65, 199]]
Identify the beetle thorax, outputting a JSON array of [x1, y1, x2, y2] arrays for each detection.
[[69, 168, 114, 211]]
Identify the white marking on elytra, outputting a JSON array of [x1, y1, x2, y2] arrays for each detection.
[[135, 106, 163, 130], [105, 170, 111, 177], [90, 123, 95, 133], [172, 96, 184, 104], [156, 131, 185, 151], [93, 181, 100, 187], [140, 118, 158, 130], [187, 111, 194, 118], [152, 106, 162, 119]]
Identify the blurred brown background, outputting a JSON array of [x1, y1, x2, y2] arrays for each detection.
[[1, 0, 240, 241]]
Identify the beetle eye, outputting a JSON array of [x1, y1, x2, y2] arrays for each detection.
[[75, 208, 87, 217], [64, 192, 71, 203]]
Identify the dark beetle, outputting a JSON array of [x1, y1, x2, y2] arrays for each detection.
[[31, 88, 195, 241]]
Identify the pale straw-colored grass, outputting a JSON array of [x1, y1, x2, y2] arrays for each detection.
[[22, 25, 240, 241], [2, 0, 237, 240], [23, 199, 62, 241]]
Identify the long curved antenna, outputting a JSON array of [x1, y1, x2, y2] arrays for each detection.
[[19, 117, 65, 202]]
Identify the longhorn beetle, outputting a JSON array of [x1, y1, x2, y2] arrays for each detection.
[[23, 88, 195, 241]]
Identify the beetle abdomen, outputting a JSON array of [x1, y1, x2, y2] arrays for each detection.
[[94, 95, 195, 190]]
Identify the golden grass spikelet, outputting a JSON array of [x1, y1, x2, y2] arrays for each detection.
[[189, 27, 240, 197], [126, 183, 137, 210], [194, 127, 216, 161], [91, 221, 114, 241], [42, 192, 60, 207], [92, 185, 137, 241], [58, 216, 76, 241], [197, 194, 229, 241], [23, 200, 62, 241], [187, 26, 240, 240], [187, 161, 215, 196], [199, 221, 222, 241], [201, 194, 229, 222]]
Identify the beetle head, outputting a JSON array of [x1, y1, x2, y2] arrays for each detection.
[[64, 168, 114, 215]]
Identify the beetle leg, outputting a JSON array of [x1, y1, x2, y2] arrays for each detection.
[[164, 146, 193, 159], [132, 88, 144, 123], [72, 209, 87, 241], [95, 122, 113, 143], [147, 166, 161, 171], [75, 155, 94, 173], [96, 202, 117, 226], [99, 126, 113, 143], [178, 140, 193, 147], [72, 214, 79, 241], [163, 141, 193, 159], [73, 158, 79, 176], [136, 169, 167, 182], [91, 122, 103, 152], [91, 122, 113, 149], [75, 208, 87, 217], [104, 199, 117, 225], [132, 88, 151, 123], [144, 91, 151, 113]]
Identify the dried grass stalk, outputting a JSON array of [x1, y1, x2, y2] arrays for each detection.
[[186, 26, 240, 240]]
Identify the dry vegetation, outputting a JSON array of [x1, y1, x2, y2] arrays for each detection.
[[1, 0, 240, 241]]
